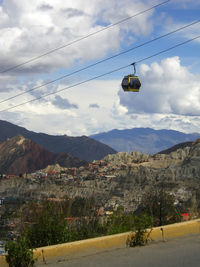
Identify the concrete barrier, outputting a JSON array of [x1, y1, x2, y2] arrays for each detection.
[[1, 219, 200, 266]]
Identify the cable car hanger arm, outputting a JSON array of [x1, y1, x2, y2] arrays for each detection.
[[131, 62, 136, 75]]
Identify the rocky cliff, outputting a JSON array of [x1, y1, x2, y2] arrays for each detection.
[[0, 135, 87, 174]]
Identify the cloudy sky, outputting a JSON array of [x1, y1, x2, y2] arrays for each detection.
[[0, 0, 200, 136]]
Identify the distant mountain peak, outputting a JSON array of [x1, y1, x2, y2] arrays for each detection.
[[90, 127, 200, 154]]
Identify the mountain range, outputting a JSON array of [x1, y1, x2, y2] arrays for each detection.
[[0, 120, 116, 162], [90, 128, 200, 154], [1, 119, 200, 175]]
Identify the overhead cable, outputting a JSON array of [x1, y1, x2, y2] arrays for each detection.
[[0, 19, 199, 104], [0, 0, 171, 74], [0, 34, 199, 113]]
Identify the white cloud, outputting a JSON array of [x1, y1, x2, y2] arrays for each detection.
[[0, 79, 120, 135], [119, 57, 200, 116], [161, 19, 200, 46], [0, 74, 18, 93], [1, 73, 200, 136], [0, 0, 155, 75]]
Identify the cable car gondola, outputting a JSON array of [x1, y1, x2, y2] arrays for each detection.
[[121, 63, 141, 92]]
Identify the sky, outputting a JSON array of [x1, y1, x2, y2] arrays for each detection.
[[0, 0, 200, 136]]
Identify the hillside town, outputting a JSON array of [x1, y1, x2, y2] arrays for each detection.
[[1, 140, 200, 246]]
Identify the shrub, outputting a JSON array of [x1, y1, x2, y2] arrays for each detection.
[[24, 202, 69, 248], [5, 237, 36, 267], [127, 214, 153, 247]]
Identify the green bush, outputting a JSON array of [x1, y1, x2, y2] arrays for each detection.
[[24, 202, 69, 248], [5, 237, 36, 267], [105, 213, 135, 235]]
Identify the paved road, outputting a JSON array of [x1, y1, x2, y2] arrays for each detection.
[[38, 234, 200, 267]]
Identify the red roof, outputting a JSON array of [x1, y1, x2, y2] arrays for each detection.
[[182, 213, 190, 216]]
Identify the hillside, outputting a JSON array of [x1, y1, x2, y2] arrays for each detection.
[[157, 141, 193, 154], [0, 120, 116, 162], [1, 139, 200, 213], [90, 128, 200, 154], [0, 135, 87, 175]]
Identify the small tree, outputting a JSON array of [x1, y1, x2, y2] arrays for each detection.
[[139, 185, 181, 226]]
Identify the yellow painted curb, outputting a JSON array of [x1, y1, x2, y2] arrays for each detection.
[[1, 219, 200, 266], [0, 255, 7, 267], [34, 231, 129, 264]]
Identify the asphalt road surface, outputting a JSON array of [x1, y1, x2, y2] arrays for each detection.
[[38, 234, 200, 267]]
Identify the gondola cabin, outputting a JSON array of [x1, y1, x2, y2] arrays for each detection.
[[121, 74, 141, 92]]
